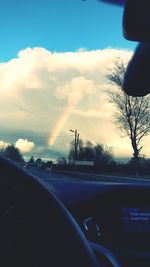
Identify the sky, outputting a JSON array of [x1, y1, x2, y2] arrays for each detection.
[[0, 0, 136, 61], [0, 0, 143, 162]]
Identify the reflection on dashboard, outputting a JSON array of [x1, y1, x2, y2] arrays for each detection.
[[68, 186, 150, 267], [122, 207, 150, 232]]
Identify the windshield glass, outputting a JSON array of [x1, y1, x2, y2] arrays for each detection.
[[2, 0, 148, 179]]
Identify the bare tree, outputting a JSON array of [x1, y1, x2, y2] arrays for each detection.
[[106, 59, 150, 176]]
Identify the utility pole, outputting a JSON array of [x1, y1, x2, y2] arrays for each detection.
[[69, 129, 79, 167]]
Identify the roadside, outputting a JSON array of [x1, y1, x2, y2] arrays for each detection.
[[52, 170, 150, 183], [24, 166, 150, 183]]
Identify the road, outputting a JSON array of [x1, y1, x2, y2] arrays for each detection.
[[27, 167, 150, 184]]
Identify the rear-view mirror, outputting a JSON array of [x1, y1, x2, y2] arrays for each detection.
[[123, 0, 150, 41], [123, 43, 150, 96]]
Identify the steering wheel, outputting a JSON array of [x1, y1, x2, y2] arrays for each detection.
[[0, 157, 99, 267]]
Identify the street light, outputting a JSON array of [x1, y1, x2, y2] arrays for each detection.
[[69, 129, 79, 164], [69, 129, 74, 133]]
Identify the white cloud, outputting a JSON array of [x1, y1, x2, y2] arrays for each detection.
[[74, 108, 110, 118], [0, 141, 10, 149], [56, 76, 96, 106], [0, 47, 138, 158], [15, 138, 35, 153], [0, 47, 132, 95]]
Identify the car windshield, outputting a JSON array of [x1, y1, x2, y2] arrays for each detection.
[[1, 0, 149, 180]]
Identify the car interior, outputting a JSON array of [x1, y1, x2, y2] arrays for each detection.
[[1, 0, 150, 267]]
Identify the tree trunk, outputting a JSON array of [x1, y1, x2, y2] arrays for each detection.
[[133, 153, 139, 177], [132, 139, 139, 177]]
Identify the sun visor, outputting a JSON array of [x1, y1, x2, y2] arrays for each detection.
[[123, 43, 150, 97]]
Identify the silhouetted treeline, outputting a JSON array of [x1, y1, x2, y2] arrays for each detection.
[[55, 156, 150, 177], [68, 139, 114, 170], [0, 145, 53, 170], [1, 143, 150, 178], [55, 140, 150, 177], [0, 144, 24, 163]]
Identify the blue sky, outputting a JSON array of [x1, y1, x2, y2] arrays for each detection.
[[0, 0, 136, 61]]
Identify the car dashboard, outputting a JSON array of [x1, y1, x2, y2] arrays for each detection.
[[49, 180, 150, 267]]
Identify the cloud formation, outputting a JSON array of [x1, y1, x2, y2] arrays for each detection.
[[0, 47, 138, 159], [15, 138, 35, 153], [0, 47, 132, 94], [0, 140, 10, 149]]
